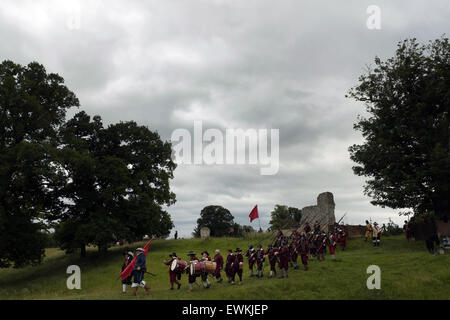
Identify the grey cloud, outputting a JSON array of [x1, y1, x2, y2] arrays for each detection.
[[1, 0, 449, 237]]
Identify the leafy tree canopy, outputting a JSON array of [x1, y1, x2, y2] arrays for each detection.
[[193, 205, 234, 237], [348, 37, 450, 222], [0, 60, 79, 267], [268, 205, 302, 231]]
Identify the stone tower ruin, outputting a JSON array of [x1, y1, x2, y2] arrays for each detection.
[[300, 192, 336, 232]]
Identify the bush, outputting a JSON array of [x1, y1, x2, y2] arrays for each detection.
[[382, 219, 403, 236]]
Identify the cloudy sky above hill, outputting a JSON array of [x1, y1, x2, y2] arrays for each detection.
[[1, 0, 449, 237]]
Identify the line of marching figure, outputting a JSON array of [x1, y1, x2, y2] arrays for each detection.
[[120, 222, 349, 295]]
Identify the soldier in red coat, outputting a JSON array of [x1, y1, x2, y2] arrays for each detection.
[[233, 248, 244, 284], [304, 222, 311, 234], [328, 233, 338, 261], [338, 227, 347, 251], [266, 244, 278, 278], [187, 251, 201, 292], [277, 239, 290, 278], [213, 249, 224, 283], [255, 244, 265, 278], [225, 249, 235, 284], [299, 236, 309, 271], [313, 221, 321, 233], [163, 253, 182, 290], [290, 240, 299, 270], [200, 251, 211, 289], [317, 233, 327, 261]]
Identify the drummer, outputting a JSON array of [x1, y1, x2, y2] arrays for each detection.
[[163, 253, 182, 290], [213, 249, 224, 283], [200, 251, 211, 289], [187, 251, 201, 292]]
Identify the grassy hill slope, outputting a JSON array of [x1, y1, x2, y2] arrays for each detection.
[[0, 234, 449, 300]]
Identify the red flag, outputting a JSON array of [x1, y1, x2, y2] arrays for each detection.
[[249, 205, 259, 222], [120, 239, 152, 281]]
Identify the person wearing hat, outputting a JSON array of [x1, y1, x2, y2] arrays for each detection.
[[299, 235, 309, 271], [121, 251, 134, 294], [372, 222, 381, 246], [233, 248, 244, 284], [277, 239, 290, 278], [365, 220, 373, 242], [304, 222, 311, 234], [131, 247, 150, 295], [200, 250, 211, 261], [163, 253, 182, 290], [338, 227, 347, 251], [213, 249, 224, 283], [225, 249, 235, 284], [328, 232, 338, 261], [187, 251, 201, 292], [245, 245, 256, 277], [289, 240, 299, 270], [317, 232, 327, 261], [313, 221, 321, 233], [200, 251, 211, 289], [255, 244, 265, 278], [266, 244, 278, 278]]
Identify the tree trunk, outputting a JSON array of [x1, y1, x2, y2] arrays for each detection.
[[98, 244, 108, 254], [80, 244, 86, 258], [434, 196, 449, 223]]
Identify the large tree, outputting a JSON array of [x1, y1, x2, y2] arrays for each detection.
[[268, 205, 302, 230], [348, 37, 450, 221], [193, 205, 234, 237], [54, 111, 176, 255], [0, 61, 79, 267]]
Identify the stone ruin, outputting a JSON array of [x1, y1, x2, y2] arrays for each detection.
[[200, 227, 211, 239], [299, 192, 336, 232]]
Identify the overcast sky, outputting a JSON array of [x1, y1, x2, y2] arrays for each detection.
[[1, 0, 449, 237]]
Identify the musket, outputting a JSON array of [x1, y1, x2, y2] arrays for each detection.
[[337, 213, 347, 225], [116, 270, 156, 281]]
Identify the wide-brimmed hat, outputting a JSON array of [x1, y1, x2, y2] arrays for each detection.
[[227, 249, 232, 253], [187, 251, 196, 256], [135, 247, 144, 252], [235, 248, 242, 252], [169, 252, 177, 257], [201, 250, 209, 256]]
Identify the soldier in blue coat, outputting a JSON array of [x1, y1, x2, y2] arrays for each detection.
[[131, 247, 150, 295]]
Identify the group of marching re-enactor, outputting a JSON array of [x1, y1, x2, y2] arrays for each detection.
[[256, 221, 347, 279], [119, 222, 347, 294], [162, 248, 242, 292]]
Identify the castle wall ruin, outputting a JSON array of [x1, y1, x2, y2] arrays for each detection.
[[299, 192, 336, 232]]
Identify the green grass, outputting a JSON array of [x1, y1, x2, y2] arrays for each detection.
[[0, 234, 449, 300]]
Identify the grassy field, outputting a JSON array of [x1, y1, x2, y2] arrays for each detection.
[[0, 234, 449, 300]]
